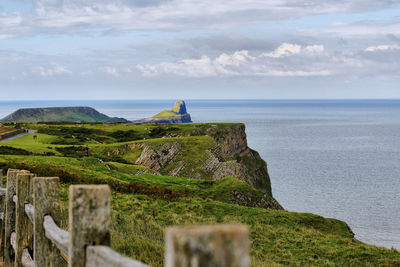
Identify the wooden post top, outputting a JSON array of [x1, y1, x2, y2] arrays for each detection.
[[166, 224, 250, 267]]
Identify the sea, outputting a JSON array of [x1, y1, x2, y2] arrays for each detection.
[[0, 99, 399, 250]]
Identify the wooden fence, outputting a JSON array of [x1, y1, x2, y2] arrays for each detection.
[[0, 169, 250, 267]]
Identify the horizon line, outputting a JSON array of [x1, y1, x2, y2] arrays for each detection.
[[1, 98, 400, 102]]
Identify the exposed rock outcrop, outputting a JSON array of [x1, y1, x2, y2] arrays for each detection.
[[207, 124, 249, 157], [171, 100, 187, 114], [135, 142, 182, 171], [126, 123, 272, 194], [231, 190, 283, 209]]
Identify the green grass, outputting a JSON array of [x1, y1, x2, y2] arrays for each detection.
[[153, 110, 181, 118], [1, 122, 399, 266], [57, 185, 400, 267], [1, 107, 125, 123], [0, 155, 278, 208], [1, 133, 59, 154], [27, 122, 242, 139]]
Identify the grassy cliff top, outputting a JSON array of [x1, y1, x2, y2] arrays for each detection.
[[0, 122, 398, 266], [153, 110, 182, 118]]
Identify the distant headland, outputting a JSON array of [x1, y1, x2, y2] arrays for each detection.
[[0, 106, 128, 123], [0, 100, 192, 124], [132, 100, 192, 124]]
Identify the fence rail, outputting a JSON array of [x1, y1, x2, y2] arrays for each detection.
[[0, 168, 250, 267]]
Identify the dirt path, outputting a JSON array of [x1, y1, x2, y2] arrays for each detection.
[[0, 130, 35, 143]]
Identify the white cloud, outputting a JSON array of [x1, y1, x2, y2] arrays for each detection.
[[0, 0, 399, 38], [304, 45, 325, 54], [137, 44, 331, 78], [262, 43, 324, 58], [263, 43, 302, 58], [0, 34, 15, 40], [262, 70, 331, 76], [215, 50, 254, 67], [99, 66, 135, 76], [100, 66, 119, 76], [32, 65, 72, 77], [135, 40, 400, 79], [365, 45, 400, 52], [137, 56, 218, 77], [0, 14, 23, 27]]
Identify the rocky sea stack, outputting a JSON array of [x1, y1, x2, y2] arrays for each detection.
[[134, 100, 192, 124]]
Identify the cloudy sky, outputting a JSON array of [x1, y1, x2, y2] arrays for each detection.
[[1, 0, 400, 99]]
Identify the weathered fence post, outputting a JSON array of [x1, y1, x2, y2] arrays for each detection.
[[4, 169, 22, 266], [69, 185, 111, 267], [15, 172, 35, 267], [33, 177, 62, 267], [0, 168, 3, 258], [0, 168, 3, 225], [165, 224, 250, 267]]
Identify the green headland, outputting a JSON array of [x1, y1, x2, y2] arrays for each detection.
[[0, 106, 128, 123], [0, 121, 398, 266]]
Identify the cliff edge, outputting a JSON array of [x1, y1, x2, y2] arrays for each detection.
[[105, 123, 274, 196]]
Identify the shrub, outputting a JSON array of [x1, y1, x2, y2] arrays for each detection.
[[0, 146, 32, 155]]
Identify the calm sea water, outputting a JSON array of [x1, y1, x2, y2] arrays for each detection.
[[0, 99, 399, 250]]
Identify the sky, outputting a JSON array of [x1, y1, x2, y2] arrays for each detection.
[[0, 0, 400, 100]]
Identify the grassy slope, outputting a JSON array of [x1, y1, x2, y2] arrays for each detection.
[[0, 123, 399, 266], [0, 155, 278, 207], [58, 185, 400, 267], [153, 110, 181, 118], [2, 133, 59, 154], [1, 107, 124, 123]]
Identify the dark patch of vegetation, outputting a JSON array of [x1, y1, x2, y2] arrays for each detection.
[[38, 126, 110, 144], [1, 123, 17, 126], [108, 130, 141, 142], [99, 155, 129, 164], [37, 121, 101, 125], [38, 126, 104, 137], [55, 146, 85, 157], [148, 126, 179, 138], [0, 146, 33, 155]]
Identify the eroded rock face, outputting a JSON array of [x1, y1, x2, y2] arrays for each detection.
[[200, 148, 271, 193], [207, 124, 248, 158], [130, 124, 272, 194], [113, 123, 280, 208], [171, 100, 187, 114], [231, 190, 283, 210], [135, 142, 181, 171]]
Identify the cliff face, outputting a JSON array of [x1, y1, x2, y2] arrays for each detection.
[[205, 123, 271, 192], [117, 123, 272, 195], [1, 106, 128, 123], [171, 100, 188, 114]]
